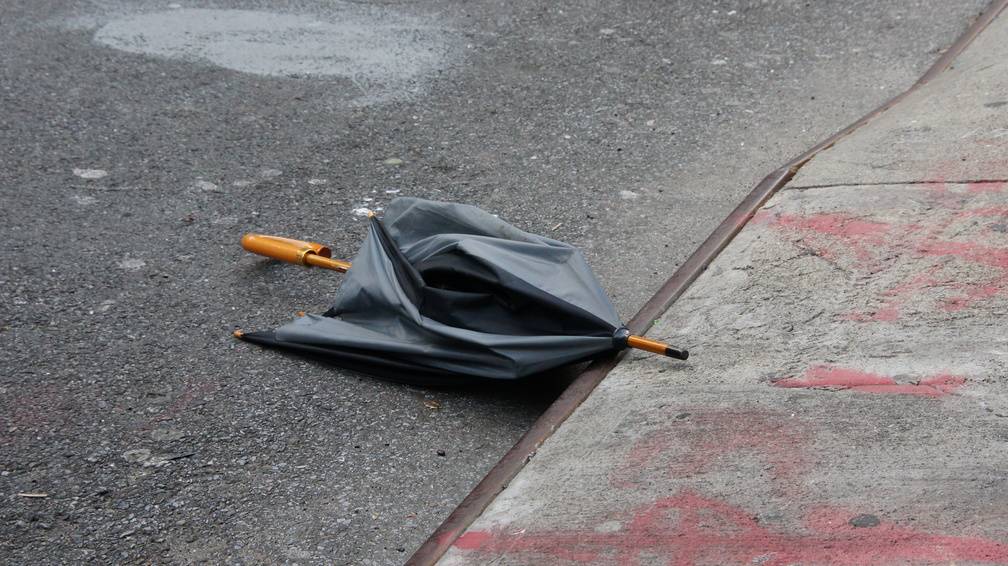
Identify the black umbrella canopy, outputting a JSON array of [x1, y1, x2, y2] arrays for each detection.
[[239, 198, 681, 385]]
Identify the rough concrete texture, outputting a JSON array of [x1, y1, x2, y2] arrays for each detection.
[[439, 9, 1008, 566], [790, 8, 1008, 188]]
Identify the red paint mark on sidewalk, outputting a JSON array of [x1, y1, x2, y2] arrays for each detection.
[[772, 213, 901, 264], [938, 284, 1004, 311], [750, 209, 777, 225], [920, 239, 1008, 270], [612, 407, 809, 494], [455, 490, 1008, 565], [774, 364, 964, 397], [453, 402, 1007, 564], [764, 180, 1008, 320]]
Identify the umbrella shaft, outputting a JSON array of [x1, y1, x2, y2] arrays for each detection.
[[304, 254, 351, 273]]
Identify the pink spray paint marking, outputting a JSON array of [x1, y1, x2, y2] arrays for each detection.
[[455, 490, 1008, 566], [774, 364, 964, 398], [453, 404, 1006, 564], [611, 407, 809, 494], [771, 213, 897, 264], [764, 180, 1008, 321]]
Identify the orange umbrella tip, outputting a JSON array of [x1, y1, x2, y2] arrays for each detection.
[[233, 331, 245, 339]]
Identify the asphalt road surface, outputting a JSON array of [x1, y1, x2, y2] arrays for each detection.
[[0, 1, 989, 564]]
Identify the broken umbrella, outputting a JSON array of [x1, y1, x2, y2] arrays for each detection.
[[236, 198, 687, 386]]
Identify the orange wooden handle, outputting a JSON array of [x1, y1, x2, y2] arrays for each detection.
[[241, 234, 350, 273], [627, 335, 689, 360]]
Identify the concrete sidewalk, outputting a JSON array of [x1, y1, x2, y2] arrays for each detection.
[[436, 7, 1008, 566]]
